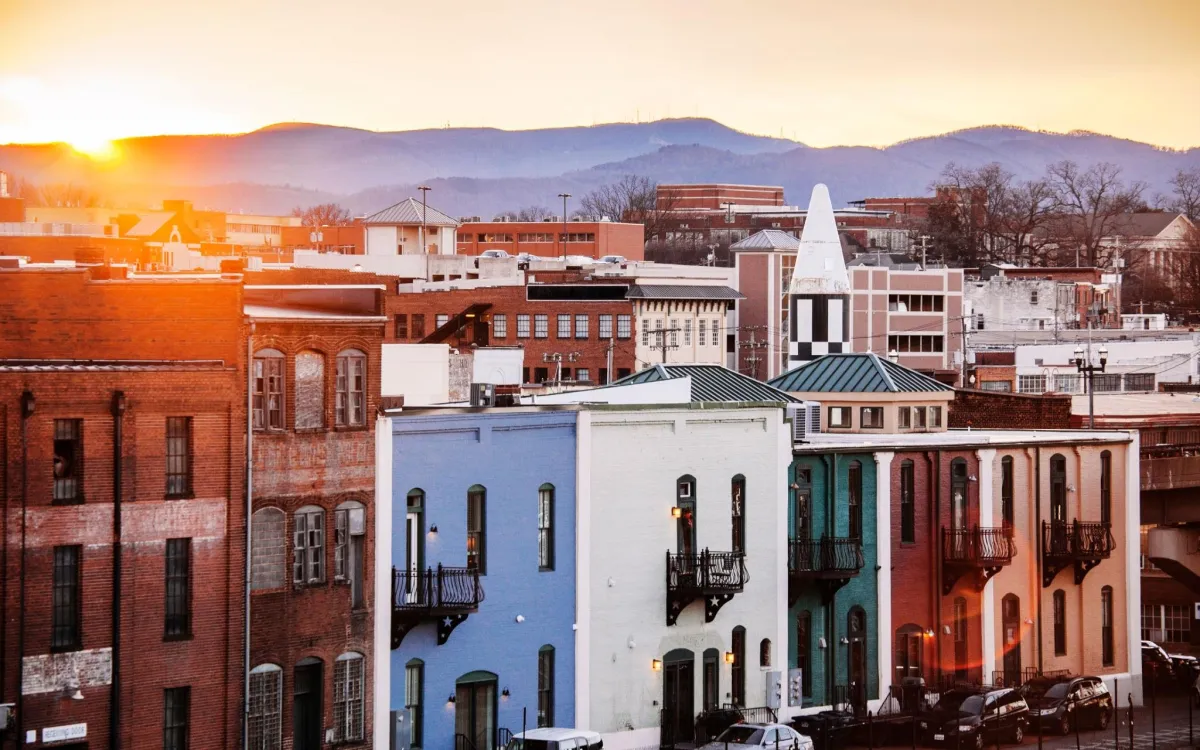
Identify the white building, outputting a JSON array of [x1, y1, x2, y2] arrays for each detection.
[[363, 197, 459, 256], [965, 274, 1078, 332], [1011, 337, 1199, 394]]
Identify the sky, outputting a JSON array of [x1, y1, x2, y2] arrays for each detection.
[[1, 0, 1198, 151]]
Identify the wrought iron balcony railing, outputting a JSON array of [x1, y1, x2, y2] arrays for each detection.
[[787, 535, 864, 605], [391, 565, 483, 648], [665, 549, 747, 626], [1041, 520, 1115, 586], [941, 526, 1017, 594]]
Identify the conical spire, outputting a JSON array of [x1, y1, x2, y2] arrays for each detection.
[[788, 184, 849, 294]]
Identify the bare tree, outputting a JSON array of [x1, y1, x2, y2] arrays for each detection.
[[1175, 223, 1200, 313], [18, 181, 103, 208], [578, 175, 680, 241], [1044, 161, 1147, 267], [1159, 167, 1200, 223], [291, 203, 352, 228], [495, 205, 553, 221]]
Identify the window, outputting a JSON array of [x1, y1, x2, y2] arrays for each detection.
[[467, 485, 486, 574], [538, 484, 555, 571], [335, 502, 366, 608], [253, 350, 285, 430], [702, 648, 719, 712], [684, 318, 692, 346], [1142, 603, 1162, 641], [249, 664, 283, 750], [598, 314, 613, 339], [517, 314, 531, 338], [1100, 450, 1112, 526], [1054, 374, 1081, 394], [900, 460, 915, 543], [617, 314, 632, 339], [412, 313, 426, 339], [534, 367, 548, 383], [1050, 454, 1067, 531], [436, 314, 449, 330], [335, 350, 366, 427], [861, 407, 883, 429], [617, 368, 631, 379], [797, 612, 812, 697], [829, 406, 851, 428], [333, 653, 365, 743], [492, 314, 507, 339], [576, 368, 590, 383], [896, 624, 923, 679], [1003, 456, 1012, 525], [888, 334, 945, 353], [1053, 589, 1066, 655], [848, 461, 863, 539], [1101, 587, 1114, 667], [166, 417, 192, 497], [929, 406, 942, 428], [912, 406, 927, 429], [759, 638, 772, 668], [293, 507, 325, 585], [1030, 290, 1039, 306], [731, 626, 746, 705], [395, 314, 409, 340], [1093, 373, 1122, 392], [698, 319, 707, 347], [164, 687, 190, 750], [1017, 375, 1046, 394], [981, 380, 1012, 392], [1125, 373, 1155, 392], [575, 314, 589, 339], [555, 313, 569, 338], [641, 318, 650, 346], [52, 545, 81, 651], [898, 406, 911, 429], [165, 538, 191, 639], [600, 368, 608, 385], [294, 351, 324, 430], [53, 418, 83, 502], [887, 294, 945, 312], [405, 660, 424, 749], [251, 508, 286, 590], [534, 314, 549, 338], [1165, 604, 1192, 642], [538, 646, 555, 727], [731, 475, 746, 554], [669, 322, 678, 347]]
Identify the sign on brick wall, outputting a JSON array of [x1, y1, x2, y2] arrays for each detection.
[[22, 648, 112, 695]]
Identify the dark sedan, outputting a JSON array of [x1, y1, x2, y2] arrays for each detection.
[[920, 688, 1029, 750], [1022, 676, 1113, 735]]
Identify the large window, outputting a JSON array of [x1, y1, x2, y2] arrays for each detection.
[[248, 664, 283, 750], [888, 334, 944, 353], [557, 314, 571, 339], [492, 313, 507, 339], [1100, 450, 1112, 526], [848, 461, 863, 539], [334, 653, 366, 743], [293, 506, 325, 585], [253, 350, 285, 430], [538, 646, 555, 727], [517, 314, 531, 339], [1165, 604, 1193, 642], [52, 545, 81, 651], [164, 538, 192, 639], [165, 417, 192, 497], [335, 502, 366, 608], [1001, 456, 1014, 527], [538, 484, 555, 571], [53, 418, 83, 503], [1101, 587, 1114, 667], [534, 314, 549, 338], [251, 508, 286, 590], [1126, 373, 1155, 392], [163, 687, 190, 750], [395, 314, 408, 340], [411, 314, 426, 340], [861, 407, 883, 429], [1050, 454, 1067, 529], [575, 314, 589, 339], [598, 314, 613, 340], [797, 612, 812, 697], [829, 406, 851, 429], [1053, 589, 1066, 655], [617, 314, 632, 339], [405, 659, 424, 749], [900, 460, 915, 543], [294, 351, 324, 430], [1018, 375, 1046, 394], [336, 349, 366, 427], [732, 626, 746, 705], [468, 485, 487, 574], [731, 475, 746, 555]]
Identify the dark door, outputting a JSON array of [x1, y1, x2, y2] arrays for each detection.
[[663, 656, 694, 744], [702, 649, 719, 712], [294, 660, 323, 750], [848, 608, 867, 713], [677, 483, 696, 556], [950, 460, 968, 557], [455, 678, 496, 750], [1002, 597, 1021, 687], [1050, 455, 1068, 554]]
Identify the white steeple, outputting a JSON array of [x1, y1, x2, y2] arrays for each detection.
[[788, 183, 849, 295]]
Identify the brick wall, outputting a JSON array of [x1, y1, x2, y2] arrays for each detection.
[[949, 390, 1072, 430]]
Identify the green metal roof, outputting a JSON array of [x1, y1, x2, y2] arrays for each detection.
[[767, 353, 953, 394], [612, 364, 800, 403]]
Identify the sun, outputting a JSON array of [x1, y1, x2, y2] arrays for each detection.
[[67, 135, 117, 161]]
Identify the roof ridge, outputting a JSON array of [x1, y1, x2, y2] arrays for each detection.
[[869, 352, 898, 392]]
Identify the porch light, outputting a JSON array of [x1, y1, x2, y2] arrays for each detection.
[[724, 652, 736, 665], [651, 659, 663, 671], [429, 525, 438, 535], [924, 629, 935, 638], [447, 695, 456, 704], [501, 688, 510, 698], [671, 507, 682, 519]]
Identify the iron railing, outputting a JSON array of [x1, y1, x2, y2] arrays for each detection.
[[942, 526, 1017, 565], [392, 564, 484, 612], [1042, 521, 1115, 560], [667, 549, 748, 594], [789, 536, 865, 575]]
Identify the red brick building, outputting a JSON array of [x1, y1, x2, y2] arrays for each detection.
[[0, 265, 246, 750], [455, 220, 644, 261], [658, 183, 785, 211]]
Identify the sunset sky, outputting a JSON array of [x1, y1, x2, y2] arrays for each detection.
[[2, 0, 1198, 150]]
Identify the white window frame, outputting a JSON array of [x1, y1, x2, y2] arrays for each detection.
[[335, 349, 366, 427], [293, 506, 325, 585]]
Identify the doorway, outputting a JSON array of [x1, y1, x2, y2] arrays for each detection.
[[1049, 455, 1067, 554], [702, 648, 720, 712], [950, 459, 968, 557], [405, 490, 425, 604], [953, 598, 969, 682], [663, 649, 695, 745], [455, 672, 498, 750], [848, 608, 867, 713], [294, 658, 324, 750], [1002, 595, 1021, 687], [677, 476, 697, 556]]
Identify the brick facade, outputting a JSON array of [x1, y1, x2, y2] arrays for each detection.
[[949, 391, 1072, 430]]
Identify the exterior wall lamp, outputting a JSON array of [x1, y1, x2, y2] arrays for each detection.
[[447, 695, 456, 704], [724, 652, 736, 665], [651, 659, 663, 671], [924, 629, 935, 638], [501, 688, 510, 698], [429, 525, 438, 535], [670, 507, 682, 519]]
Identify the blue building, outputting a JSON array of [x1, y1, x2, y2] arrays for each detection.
[[387, 410, 578, 750]]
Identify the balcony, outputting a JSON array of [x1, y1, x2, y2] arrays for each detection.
[[941, 526, 1017, 594], [788, 536, 865, 604], [391, 564, 484, 648], [1041, 521, 1115, 587], [665, 549, 748, 626]]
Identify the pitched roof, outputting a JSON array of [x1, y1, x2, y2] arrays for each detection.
[[123, 211, 176, 237], [730, 229, 800, 251], [626, 284, 744, 301], [768, 352, 953, 393], [611, 364, 799, 403], [362, 197, 459, 227]]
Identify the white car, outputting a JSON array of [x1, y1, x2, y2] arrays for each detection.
[[700, 723, 813, 750], [505, 727, 603, 750]]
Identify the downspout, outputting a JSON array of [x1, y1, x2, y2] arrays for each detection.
[[111, 391, 126, 750], [243, 324, 255, 750], [825, 453, 838, 704], [1034, 447, 1043, 673], [16, 390, 34, 750], [930, 451, 942, 684]]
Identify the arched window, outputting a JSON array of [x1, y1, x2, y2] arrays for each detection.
[[950, 458, 968, 533], [404, 659, 424, 748], [677, 475, 697, 556], [467, 485, 487, 573], [1100, 451, 1112, 526], [1101, 586, 1114, 666], [1053, 589, 1066, 655], [702, 648, 720, 712], [797, 612, 812, 697], [293, 505, 325, 585], [335, 349, 367, 426], [793, 467, 812, 541], [251, 508, 286, 590], [848, 461, 863, 539], [253, 349, 285, 431], [760, 638, 772, 668], [248, 663, 283, 750], [538, 645, 555, 727], [731, 475, 746, 555], [731, 626, 746, 706], [1001, 456, 1014, 527], [538, 484, 555, 571], [896, 623, 924, 679], [900, 460, 915, 543], [294, 350, 325, 430], [333, 652, 365, 743], [334, 500, 366, 608], [1050, 454, 1067, 525]]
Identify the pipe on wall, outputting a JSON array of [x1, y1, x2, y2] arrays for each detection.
[[111, 391, 126, 750], [16, 390, 34, 750], [1034, 446, 1044, 673], [243, 323, 255, 750]]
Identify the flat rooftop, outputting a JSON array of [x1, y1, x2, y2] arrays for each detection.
[[795, 428, 1133, 453], [1071, 392, 1200, 417]]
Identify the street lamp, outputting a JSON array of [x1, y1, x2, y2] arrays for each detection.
[[1071, 343, 1108, 429], [558, 193, 571, 258], [417, 185, 431, 255]]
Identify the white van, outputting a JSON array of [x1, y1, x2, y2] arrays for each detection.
[[505, 728, 603, 750]]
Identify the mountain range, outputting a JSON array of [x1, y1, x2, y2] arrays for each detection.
[[2, 119, 1197, 219]]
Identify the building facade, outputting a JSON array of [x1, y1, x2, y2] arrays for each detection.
[[456, 220, 644, 261]]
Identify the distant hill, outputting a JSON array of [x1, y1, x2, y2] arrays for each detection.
[[1, 119, 1196, 218]]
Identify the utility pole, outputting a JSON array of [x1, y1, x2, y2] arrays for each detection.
[[960, 314, 969, 388], [542, 351, 580, 386], [558, 193, 572, 258], [916, 234, 932, 271], [606, 336, 614, 384], [648, 327, 681, 364], [418, 185, 431, 255], [739, 325, 768, 380]]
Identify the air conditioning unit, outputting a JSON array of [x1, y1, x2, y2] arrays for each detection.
[[786, 401, 822, 443], [0, 704, 12, 732], [470, 383, 496, 407], [493, 216, 510, 223]]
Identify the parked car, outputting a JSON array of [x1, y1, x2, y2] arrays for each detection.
[[1022, 676, 1113, 735], [505, 728, 603, 750], [789, 710, 858, 750], [1170, 652, 1199, 687], [1142, 640, 1176, 680], [919, 687, 1029, 750], [700, 723, 812, 750]]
